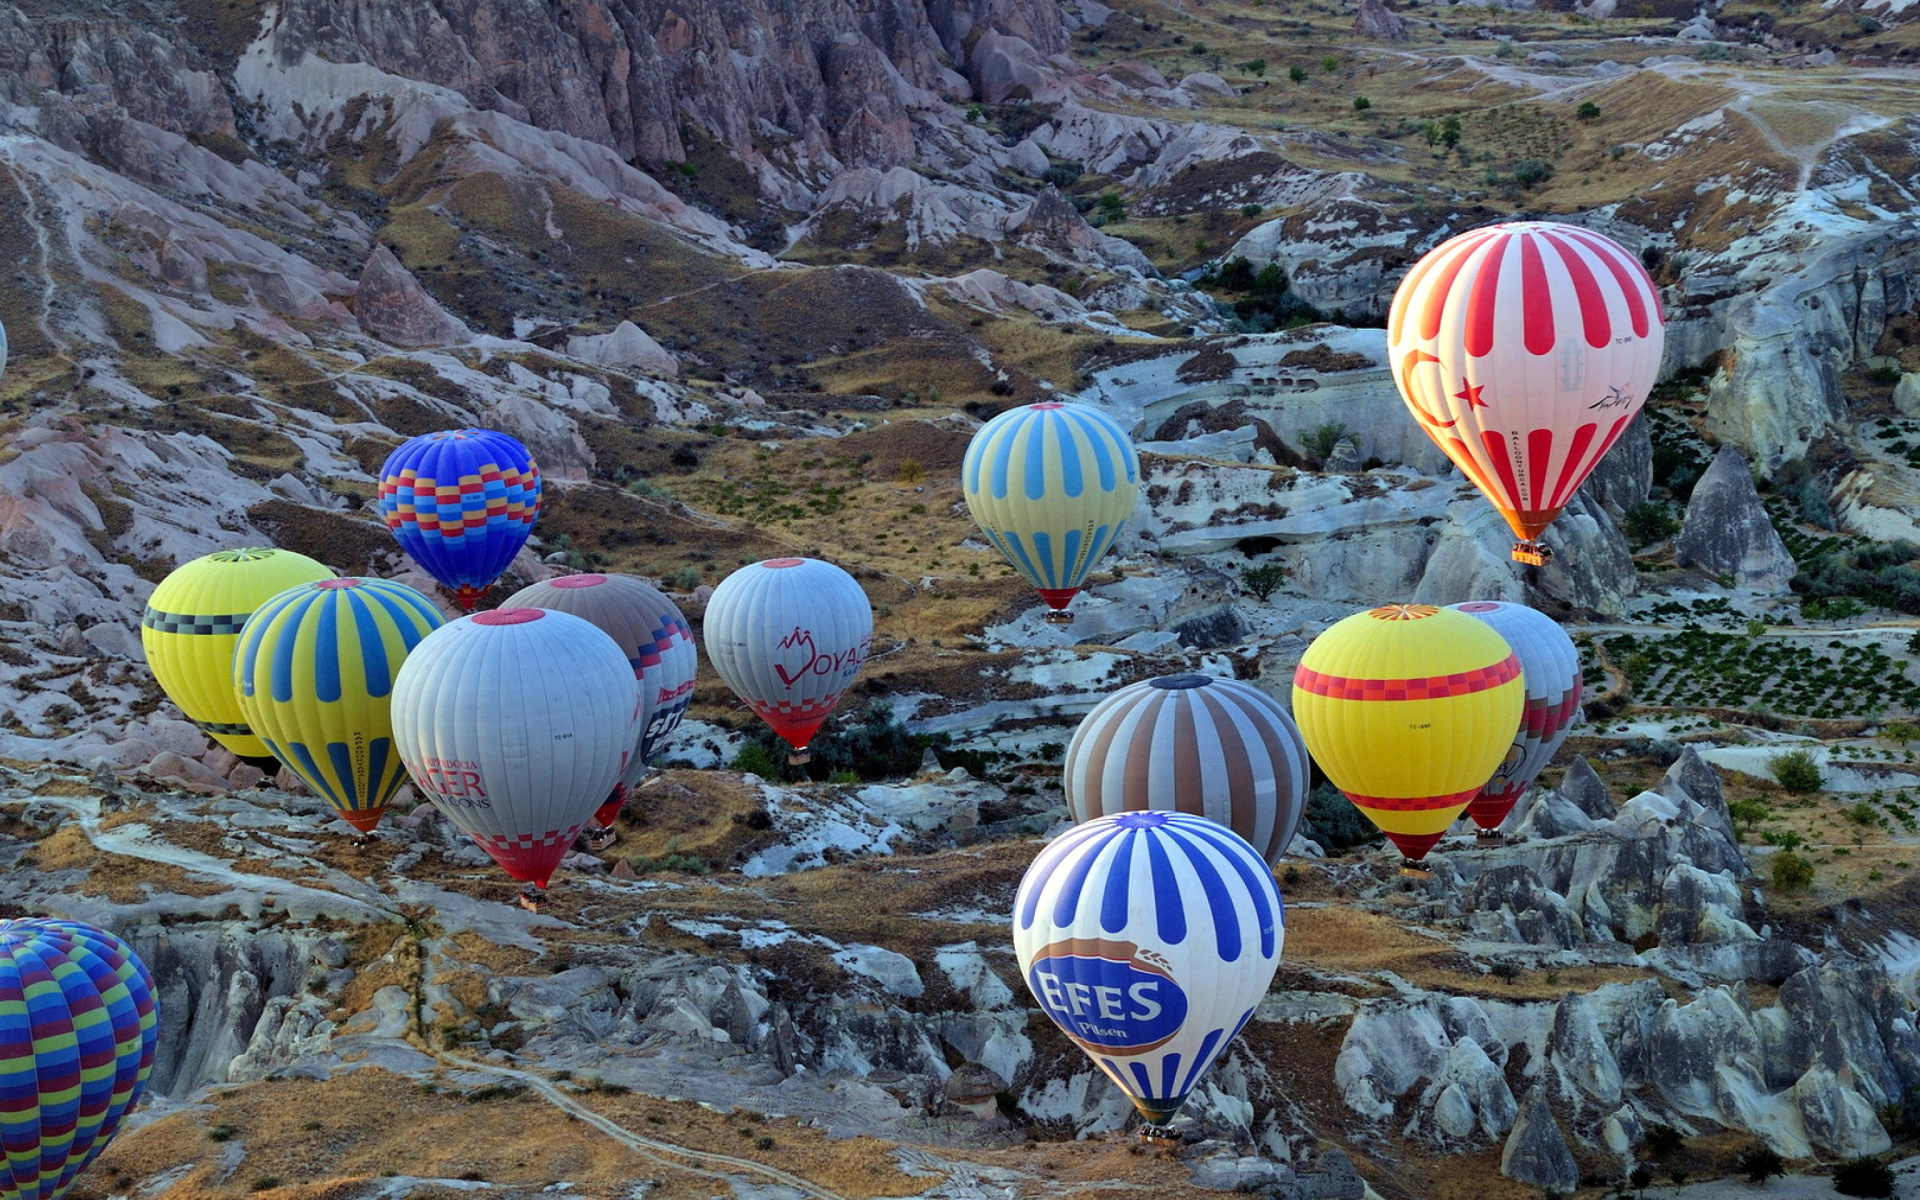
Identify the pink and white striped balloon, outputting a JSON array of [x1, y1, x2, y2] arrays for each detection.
[[1389, 221, 1666, 565]]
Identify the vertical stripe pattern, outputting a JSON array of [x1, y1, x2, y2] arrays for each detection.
[[1447, 602, 1583, 832], [377, 429, 541, 610], [1013, 812, 1283, 1126], [1388, 222, 1666, 547], [704, 559, 873, 754], [140, 548, 336, 758], [1291, 604, 1524, 862], [233, 578, 446, 832], [390, 608, 640, 887], [1063, 675, 1311, 865], [503, 574, 699, 787], [0, 919, 157, 1200], [962, 403, 1140, 611]]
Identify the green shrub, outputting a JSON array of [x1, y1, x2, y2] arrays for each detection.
[[1833, 1156, 1895, 1197], [1289, 64, 1308, 82], [1243, 58, 1268, 77], [1770, 749, 1823, 793], [1302, 782, 1383, 851], [1242, 563, 1289, 601], [1644, 1124, 1685, 1159], [1576, 101, 1601, 120], [660, 567, 703, 590], [1762, 828, 1804, 852], [1352, 96, 1371, 111], [732, 742, 785, 779], [1623, 502, 1679, 546], [1771, 851, 1815, 893], [1726, 799, 1769, 838], [1734, 1143, 1784, 1184], [1041, 165, 1081, 188]]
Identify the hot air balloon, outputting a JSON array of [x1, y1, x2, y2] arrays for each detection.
[[391, 607, 640, 910], [141, 548, 335, 760], [1388, 221, 1666, 566], [1291, 604, 1523, 871], [962, 401, 1140, 623], [1063, 675, 1311, 865], [1447, 601, 1582, 839], [1013, 811, 1283, 1129], [705, 558, 871, 765], [1, 315, 8, 381], [502, 573, 698, 844], [233, 578, 446, 837], [377, 429, 541, 610], [0, 918, 159, 1200]]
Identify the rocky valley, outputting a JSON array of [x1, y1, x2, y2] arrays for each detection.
[[4, 0, 1920, 1196]]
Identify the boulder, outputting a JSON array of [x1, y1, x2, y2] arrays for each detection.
[[1007, 137, 1051, 177], [1558, 756, 1614, 821], [353, 244, 470, 348], [1508, 788, 1597, 841], [146, 750, 231, 791], [944, 1062, 1009, 1119], [1176, 71, 1237, 99], [1500, 1087, 1578, 1191], [1895, 372, 1920, 419], [1547, 992, 1623, 1108], [1468, 865, 1578, 948], [1353, 0, 1410, 39], [566, 321, 678, 377], [227, 763, 266, 790], [1291, 1149, 1366, 1199], [1673, 446, 1795, 589]]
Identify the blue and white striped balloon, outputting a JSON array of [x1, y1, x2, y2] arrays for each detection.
[[1012, 810, 1284, 1125], [962, 402, 1140, 615]]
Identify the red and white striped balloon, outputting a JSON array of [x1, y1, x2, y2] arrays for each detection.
[[1389, 221, 1666, 565]]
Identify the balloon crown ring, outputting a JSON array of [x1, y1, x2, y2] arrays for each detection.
[[1113, 811, 1173, 829], [472, 608, 546, 626], [1149, 675, 1212, 690], [549, 574, 610, 589], [1367, 603, 1439, 621], [314, 578, 364, 590]]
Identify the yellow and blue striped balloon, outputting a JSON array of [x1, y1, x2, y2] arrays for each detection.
[[233, 578, 445, 833], [962, 402, 1140, 618]]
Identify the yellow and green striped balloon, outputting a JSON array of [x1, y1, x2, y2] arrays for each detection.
[[233, 578, 445, 833], [961, 402, 1139, 619], [140, 548, 335, 757]]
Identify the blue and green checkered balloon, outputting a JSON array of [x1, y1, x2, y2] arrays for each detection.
[[0, 919, 158, 1200]]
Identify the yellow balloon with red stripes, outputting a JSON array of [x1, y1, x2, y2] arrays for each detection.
[[1291, 604, 1523, 864]]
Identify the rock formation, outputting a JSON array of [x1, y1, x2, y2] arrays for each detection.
[[353, 245, 470, 348], [1674, 446, 1796, 589], [1353, 0, 1409, 40]]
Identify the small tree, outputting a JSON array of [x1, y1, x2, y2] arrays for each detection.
[[1833, 1156, 1895, 1198], [1771, 851, 1815, 893], [1191, 41, 1210, 58], [897, 458, 925, 484], [1289, 64, 1309, 82], [1734, 1143, 1785, 1185], [1770, 749, 1823, 794], [1440, 115, 1462, 148], [1352, 96, 1372, 111], [1886, 719, 1920, 747], [1422, 120, 1441, 146], [1623, 502, 1679, 546], [1628, 1164, 1654, 1197], [1644, 1124, 1686, 1160], [1727, 799, 1769, 839], [1321, 54, 1343, 71], [1244, 58, 1268, 76], [1762, 827, 1804, 852], [1576, 100, 1602, 120], [1242, 563, 1289, 601]]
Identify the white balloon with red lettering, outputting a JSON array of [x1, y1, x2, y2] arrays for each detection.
[[704, 557, 873, 763], [391, 607, 640, 889], [1012, 811, 1284, 1127], [1388, 220, 1666, 565]]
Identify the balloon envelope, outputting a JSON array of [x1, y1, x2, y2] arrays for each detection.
[[233, 577, 446, 832], [1291, 604, 1524, 862], [1447, 601, 1582, 832], [1013, 811, 1283, 1125], [141, 547, 335, 758], [1064, 674, 1310, 865], [377, 429, 541, 610], [0, 918, 159, 1200], [391, 607, 640, 887], [704, 558, 871, 757], [1388, 221, 1665, 564], [962, 402, 1140, 613]]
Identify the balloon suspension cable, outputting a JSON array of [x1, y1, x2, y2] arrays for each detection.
[[788, 747, 813, 766], [1041, 609, 1075, 625], [517, 884, 548, 914], [1510, 540, 1552, 567]]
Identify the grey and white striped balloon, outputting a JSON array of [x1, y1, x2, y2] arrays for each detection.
[[1062, 675, 1311, 865]]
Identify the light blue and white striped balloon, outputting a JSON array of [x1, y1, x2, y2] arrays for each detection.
[[1012, 810, 1284, 1126], [961, 402, 1140, 615]]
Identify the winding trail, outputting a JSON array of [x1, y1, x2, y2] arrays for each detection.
[[0, 784, 870, 1200]]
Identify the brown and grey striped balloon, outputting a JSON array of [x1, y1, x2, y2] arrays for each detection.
[[1062, 674, 1311, 865]]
